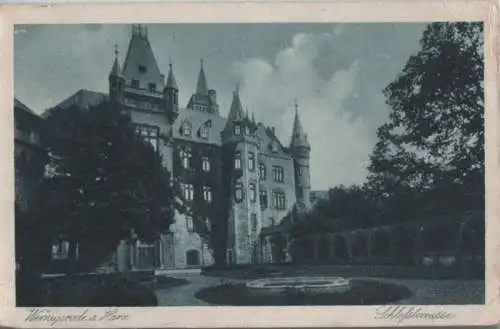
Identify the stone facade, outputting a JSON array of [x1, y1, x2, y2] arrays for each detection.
[[14, 98, 46, 211], [53, 25, 312, 269]]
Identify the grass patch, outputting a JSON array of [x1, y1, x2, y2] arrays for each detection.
[[195, 279, 412, 306]]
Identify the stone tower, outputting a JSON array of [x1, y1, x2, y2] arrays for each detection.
[[164, 62, 179, 122], [108, 46, 125, 105], [221, 88, 262, 265], [186, 60, 219, 114], [289, 100, 311, 211]]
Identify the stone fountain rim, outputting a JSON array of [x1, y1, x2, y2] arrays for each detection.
[[246, 276, 351, 289]]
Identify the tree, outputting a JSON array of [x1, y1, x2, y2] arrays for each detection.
[[22, 101, 181, 272], [367, 22, 484, 220]]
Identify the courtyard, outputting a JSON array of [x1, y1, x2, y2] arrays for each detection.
[[154, 265, 485, 306]]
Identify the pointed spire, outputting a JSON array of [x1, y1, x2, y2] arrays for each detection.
[[196, 59, 208, 95], [166, 60, 178, 90], [228, 86, 244, 122], [290, 99, 310, 148], [109, 44, 122, 76]]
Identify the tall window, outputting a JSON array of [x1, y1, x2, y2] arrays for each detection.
[[248, 152, 255, 171], [260, 189, 268, 209], [182, 183, 194, 201], [234, 152, 242, 170], [272, 166, 285, 183], [203, 186, 212, 203], [186, 216, 194, 232], [250, 213, 258, 236], [205, 218, 211, 232], [202, 156, 211, 172], [234, 123, 241, 136], [259, 163, 266, 180], [273, 191, 286, 210], [235, 183, 243, 203], [249, 183, 256, 203], [180, 147, 192, 169], [136, 125, 159, 151], [182, 122, 192, 136]]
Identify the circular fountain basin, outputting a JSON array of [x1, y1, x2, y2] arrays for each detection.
[[246, 276, 351, 297]]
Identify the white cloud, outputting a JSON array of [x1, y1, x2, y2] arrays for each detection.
[[230, 33, 374, 190]]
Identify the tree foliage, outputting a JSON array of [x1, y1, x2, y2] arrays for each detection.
[[22, 102, 180, 271], [367, 22, 484, 219]]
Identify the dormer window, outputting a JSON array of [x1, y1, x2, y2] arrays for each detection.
[[270, 141, 279, 153], [138, 65, 147, 73], [245, 124, 250, 135], [234, 123, 241, 136], [200, 125, 209, 139], [181, 122, 192, 136], [148, 83, 156, 92]]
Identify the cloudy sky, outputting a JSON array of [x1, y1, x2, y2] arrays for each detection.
[[14, 23, 427, 190]]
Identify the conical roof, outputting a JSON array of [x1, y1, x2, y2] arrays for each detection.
[[196, 60, 208, 95], [228, 89, 244, 122], [290, 101, 310, 148], [166, 63, 178, 90], [109, 46, 123, 77]]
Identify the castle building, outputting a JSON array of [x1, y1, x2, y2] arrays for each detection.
[[54, 25, 312, 269], [14, 98, 46, 212]]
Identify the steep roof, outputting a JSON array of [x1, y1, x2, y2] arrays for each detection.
[[289, 102, 310, 148], [172, 109, 226, 145], [195, 60, 208, 95], [51, 89, 108, 113], [14, 98, 37, 116], [122, 28, 165, 90], [166, 63, 178, 90], [109, 54, 122, 77]]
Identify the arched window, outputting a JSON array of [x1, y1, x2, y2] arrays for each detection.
[[181, 183, 194, 201], [186, 216, 194, 232], [202, 156, 211, 172], [273, 190, 286, 210], [258, 163, 266, 180], [234, 152, 242, 170], [235, 183, 243, 203], [180, 147, 192, 169], [203, 186, 212, 203], [249, 183, 256, 202], [260, 189, 268, 209], [200, 125, 209, 139], [181, 121, 192, 136], [234, 123, 241, 136], [248, 152, 255, 171]]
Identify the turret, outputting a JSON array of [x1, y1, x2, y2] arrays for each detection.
[[164, 62, 179, 122], [222, 87, 262, 266], [289, 99, 311, 210], [187, 59, 219, 113], [108, 45, 125, 104]]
